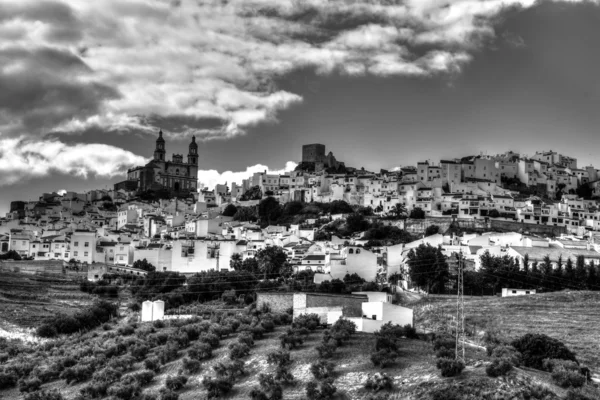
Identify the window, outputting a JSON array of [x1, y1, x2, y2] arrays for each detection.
[[74, 251, 78, 256], [348, 249, 354, 254], [84, 242, 89, 247], [22, 241, 26, 245], [74, 241, 79, 246], [84, 252, 88, 257], [525, 291, 530, 294], [512, 290, 517, 294]]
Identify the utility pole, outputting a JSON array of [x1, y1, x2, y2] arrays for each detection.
[[455, 251, 465, 363]]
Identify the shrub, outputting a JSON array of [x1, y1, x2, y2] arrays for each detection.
[[315, 339, 337, 359], [238, 331, 255, 347], [293, 314, 321, 331], [144, 357, 161, 373], [266, 350, 292, 368], [228, 342, 251, 359], [79, 382, 109, 399], [251, 325, 266, 340], [566, 389, 599, 400], [202, 376, 233, 399], [18, 377, 42, 393], [486, 358, 513, 377], [0, 371, 17, 389], [158, 387, 179, 400], [542, 358, 580, 373], [491, 345, 522, 367], [433, 336, 456, 352], [128, 370, 155, 386], [310, 360, 335, 380], [305, 379, 337, 400], [371, 349, 398, 368], [182, 357, 201, 373], [436, 358, 465, 377], [261, 319, 275, 333], [364, 372, 393, 392], [153, 319, 166, 329], [213, 360, 245, 378], [37, 324, 58, 338], [23, 389, 65, 400], [107, 382, 141, 399], [511, 333, 577, 370], [251, 373, 283, 400], [156, 342, 179, 364], [280, 329, 304, 350], [92, 367, 122, 383], [60, 364, 94, 384], [130, 343, 150, 361], [188, 342, 212, 360], [435, 346, 455, 359], [551, 368, 586, 388], [200, 333, 220, 348], [165, 374, 188, 391]]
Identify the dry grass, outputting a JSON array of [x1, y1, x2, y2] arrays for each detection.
[[0, 271, 95, 328], [414, 290, 600, 376]]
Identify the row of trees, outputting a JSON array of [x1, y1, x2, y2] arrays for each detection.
[[406, 244, 600, 295]]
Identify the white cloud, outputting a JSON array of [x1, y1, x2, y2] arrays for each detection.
[[0, 0, 580, 142], [197, 161, 298, 191], [0, 137, 148, 186]]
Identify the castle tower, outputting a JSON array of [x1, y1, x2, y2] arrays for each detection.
[[154, 129, 166, 161], [188, 136, 198, 166]]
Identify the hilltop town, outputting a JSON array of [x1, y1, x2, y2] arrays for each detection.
[[2, 130, 600, 285]]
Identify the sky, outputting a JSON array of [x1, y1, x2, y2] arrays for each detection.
[[0, 0, 599, 214]]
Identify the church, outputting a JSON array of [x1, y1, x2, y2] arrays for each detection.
[[115, 130, 199, 194]]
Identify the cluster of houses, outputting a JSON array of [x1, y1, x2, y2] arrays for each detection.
[[0, 146, 599, 287]]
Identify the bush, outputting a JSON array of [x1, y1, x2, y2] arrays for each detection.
[[552, 368, 586, 388], [228, 342, 251, 359], [129, 370, 155, 385], [130, 343, 150, 361], [156, 342, 179, 364], [158, 387, 179, 400], [23, 389, 65, 400], [0, 371, 17, 389], [364, 372, 393, 392], [371, 349, 398, 368], [238, 331, 255, 347], [435, 346, 455, 359], [144, 357, 161, 373], [436, 358, 465, 377], [542, 358, 580, 373], [310, 360, 335, 380], [305, 379, 337, 400], [200, 333, 220, 348], [182, 357, 201, 373], [293, 314, 321, 331], [92, 367, 122, 383], [251, 373, 283, 400], [165, 374, 188, 391], [37, 324, 58, 338], [280, 329, 303, 350], [566, 389, 599, 400], [202, 376, 233, 399], [433, 336, 455, 352], [491, 345, 522, 367], [315, 339, 337, 359], [213, 360, 245, 379], [486, 358, 513, 377], [60, 364, 94, 384], [188, 342, 212, 360], [79, 381, 109, 399], [107, 382, 141, 399], [511, 333, 577, 370], [266, 350, 292, 369], [18, 377, 42, 393]]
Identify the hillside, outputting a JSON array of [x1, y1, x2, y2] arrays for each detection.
[[412, 290, 600, 377], [0, 270, 95, 329], [1, 300, 599, 400]]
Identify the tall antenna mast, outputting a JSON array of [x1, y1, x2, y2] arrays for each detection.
[[456, 251, 465, 363]]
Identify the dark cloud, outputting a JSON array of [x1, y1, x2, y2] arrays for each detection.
[[0, 47, 119, 135]]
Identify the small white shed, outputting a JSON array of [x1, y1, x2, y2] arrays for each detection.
[[501, 288, 536, 297]]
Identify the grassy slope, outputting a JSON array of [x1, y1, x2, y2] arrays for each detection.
[[0, 271, 95, 328], [412, 291, 600, 376]]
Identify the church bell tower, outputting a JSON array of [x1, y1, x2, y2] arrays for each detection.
[[154, 129, 166, 161]]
